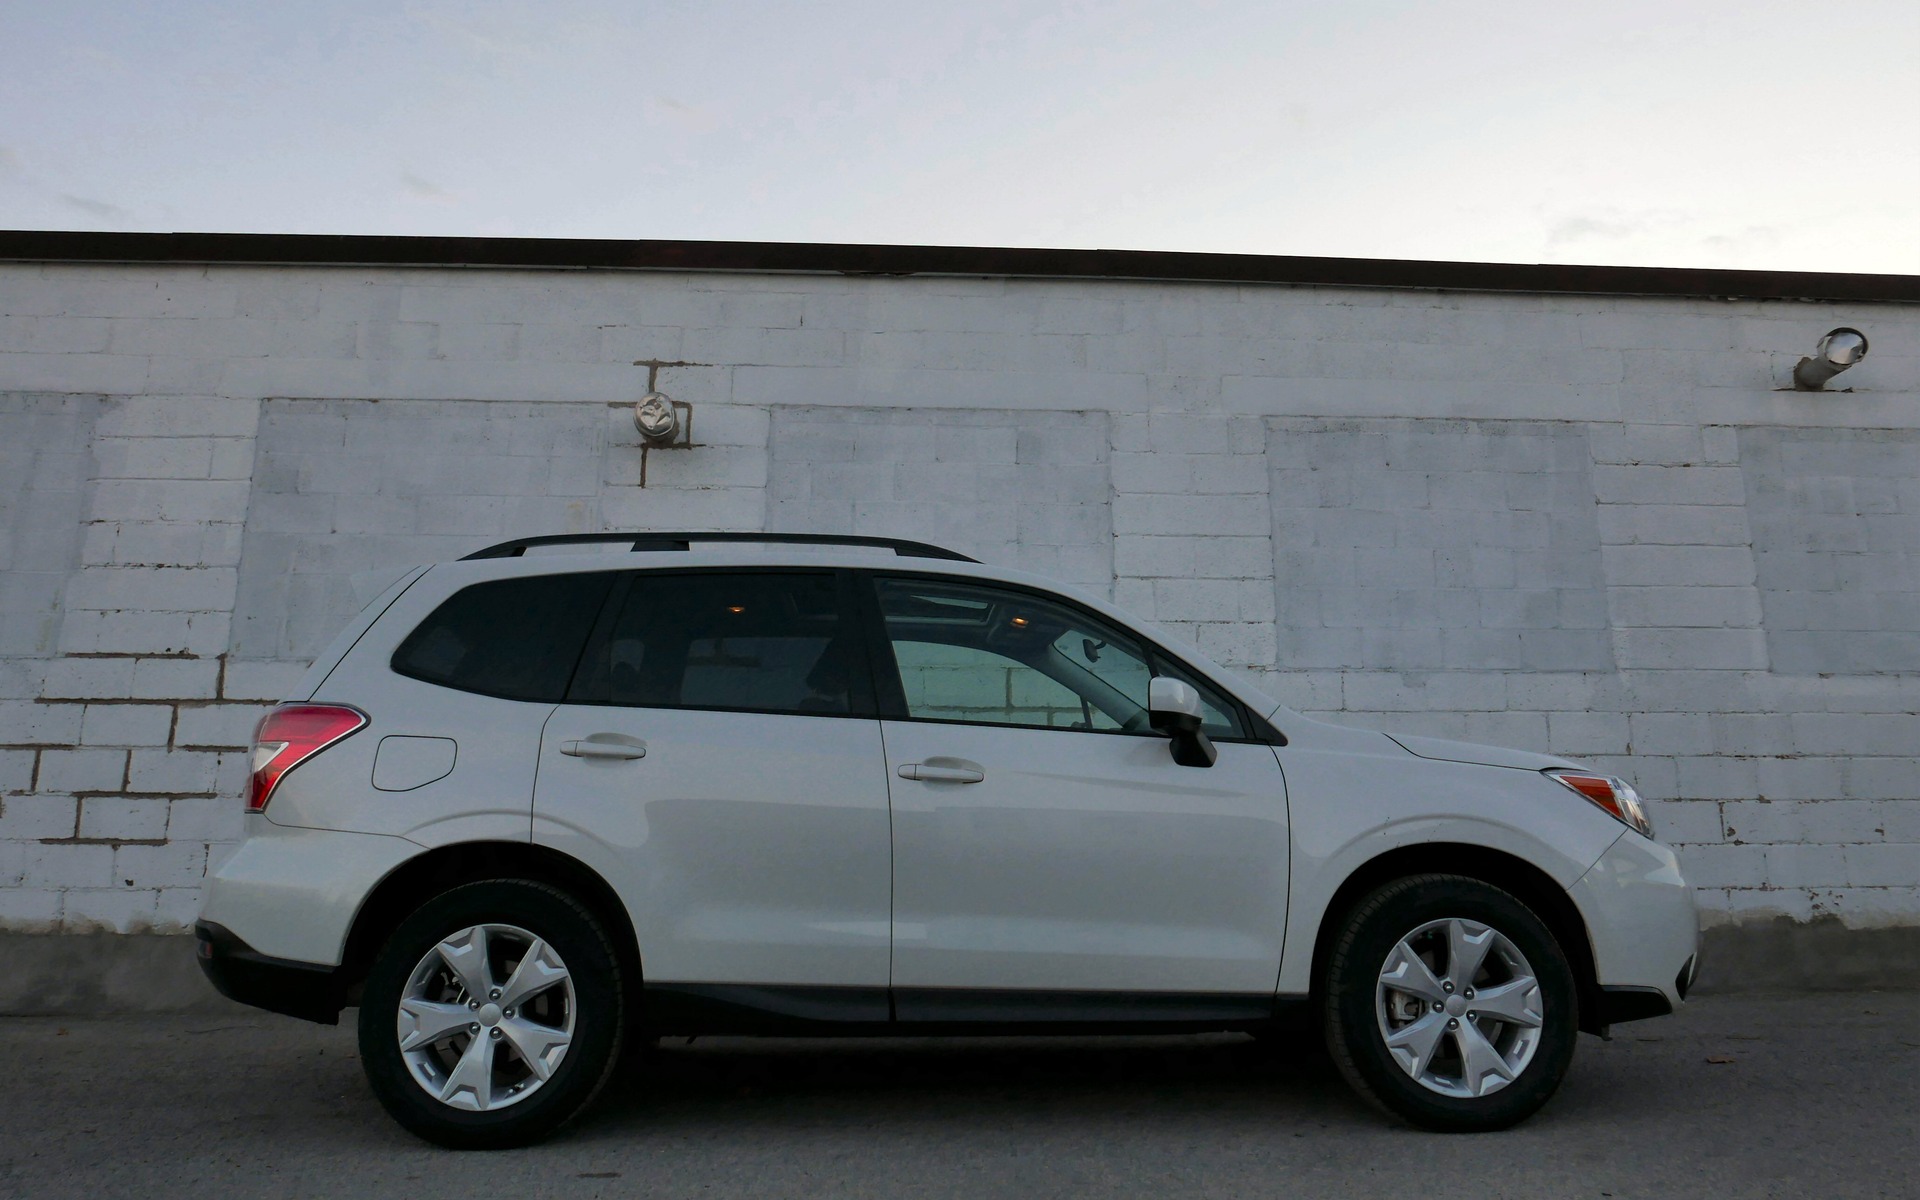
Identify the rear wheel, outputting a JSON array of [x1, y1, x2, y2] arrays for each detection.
[[357, 880, 625, 1149], [1322, 874, 1577, 1132]]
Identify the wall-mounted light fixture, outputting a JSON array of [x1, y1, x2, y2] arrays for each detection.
[[1793, 327, 1869, 391], [634, 391, 681, 445]]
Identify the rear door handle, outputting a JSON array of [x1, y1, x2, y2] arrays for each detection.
[[560, 736, 647, 760], [897, 760, 984, 784]]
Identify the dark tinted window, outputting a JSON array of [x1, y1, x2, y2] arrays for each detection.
[[574, 572, 866, 717], [391, 572, 613, 702]]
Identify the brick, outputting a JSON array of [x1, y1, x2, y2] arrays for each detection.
[[172, 704, 263, 749], [1843, 844, 1920, 887], [0, 888, 61, 930], [78, 796, 171, 841], [1876, 800, 1920, 842], [1596, 505, 1751, 546], [1789, 714, 1917, 758], [1603, 545, 1755, 587], [1676, 842, 1766, 887], [1607, 586, 1762, 629], [22, 842, 114, 888], [80, 704, 174, 747], [1645, 799, 1724, 845], [1114, 536, 1197, 578], [65, 564, 238, 614], [1708, 887, 1813, 923], [129, 658, 221, 700], [0, 702, 84, 745], [35, 749, 127, 794], [1613, 628, 1768, 670], [1192, 536, 1273, 579], [59, 887, 161, 931], [0, 795, 78, 839], [113, 841, 208, 889], [126, 750, 225, 795], [1547, 711, 1630, 756], [1195, 621, 1277, 667], [165, 797, 241, 842], [1763, 843, 1849, 888], [1753, 757, 1846, 802], [1673, 755, 1759, 800], [0, 749, 35, 793], [223, 659, 331, 702]]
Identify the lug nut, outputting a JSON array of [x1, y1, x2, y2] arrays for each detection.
[[1442, 982, 1454, 993], [468, 1000, 479, 1010], [468, 1023, 479, 1033], [490, 989, 502, 1000], [1468, 1012, 1478, 1020], [490, 1027, 504, 1040], [1464, 988, 1475, 999], [503, 1008, 514, 1019], [1448, 1018, 1459, 1029]]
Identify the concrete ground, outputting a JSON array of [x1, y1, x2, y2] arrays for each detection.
[[1, 993, 1914, 1200]]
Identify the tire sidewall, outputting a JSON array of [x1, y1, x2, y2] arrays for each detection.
[[357, 880, 623, 1149], [1326, 877, 1578, 1132]]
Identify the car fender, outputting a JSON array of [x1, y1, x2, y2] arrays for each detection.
[[1274, 734, 1629, 996]]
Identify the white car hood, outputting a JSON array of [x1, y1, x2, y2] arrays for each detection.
[[1384, 733, 1584, 773]]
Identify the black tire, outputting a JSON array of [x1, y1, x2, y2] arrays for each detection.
[[1321, 874, 1577, 1132], [357, 879, 626, 1149]]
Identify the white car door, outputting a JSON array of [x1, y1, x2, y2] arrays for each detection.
[[532, 569, 893, 1007], [865, 574, 1290, 1015]]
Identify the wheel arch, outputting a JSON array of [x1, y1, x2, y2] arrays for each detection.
[[336, 841, 642, 1009], [1308, 842, 1606, 1035]]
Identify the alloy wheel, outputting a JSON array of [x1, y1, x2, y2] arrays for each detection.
[[1375, 917, 1544, 1098], [396, 922, 576, 1111]]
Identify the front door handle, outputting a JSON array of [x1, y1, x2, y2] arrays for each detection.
[[560, 736, 647, 760], [897, 759, 984, 784]]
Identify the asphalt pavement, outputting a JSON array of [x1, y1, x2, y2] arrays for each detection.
[[2, 992, 1915, 1200]]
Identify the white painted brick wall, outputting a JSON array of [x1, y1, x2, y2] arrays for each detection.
[[3, 259, 1919, 934]]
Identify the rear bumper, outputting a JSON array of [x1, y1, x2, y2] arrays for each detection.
[[197, 820, 421, 965], [195, 921, 344, 1025]]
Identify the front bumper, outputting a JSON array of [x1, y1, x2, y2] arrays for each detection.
[[195, 921, 344, 1025], [1569, 832, 1701, 1024]]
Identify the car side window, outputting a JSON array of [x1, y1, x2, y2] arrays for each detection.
[[390, 571, 615, 702], [571, 571, 869, 717], [873, 577, 1156, 732]]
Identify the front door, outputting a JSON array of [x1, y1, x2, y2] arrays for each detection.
[[532, 569, 893, 1002], [865, 574, 1290, 1013]]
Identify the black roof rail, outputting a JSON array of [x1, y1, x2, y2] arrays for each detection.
[[460, 532, 979, 563]]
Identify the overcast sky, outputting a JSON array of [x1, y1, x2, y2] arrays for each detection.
[[3, 0, 1916, 273]]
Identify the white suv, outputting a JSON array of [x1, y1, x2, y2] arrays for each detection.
[[196, 532, 1698, 1147]]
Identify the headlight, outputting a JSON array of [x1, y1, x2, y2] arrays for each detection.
[[1545, 769, 1654, 838]]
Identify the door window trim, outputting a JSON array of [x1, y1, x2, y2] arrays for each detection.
[[854, 569, 1281, 744]]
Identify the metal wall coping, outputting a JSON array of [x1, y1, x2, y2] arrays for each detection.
[[3, 229, 1918, 305]]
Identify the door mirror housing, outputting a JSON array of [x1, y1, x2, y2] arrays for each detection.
[[1148, 677, 1216, 768]]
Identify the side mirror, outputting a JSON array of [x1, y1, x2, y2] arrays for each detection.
[[1148, 677, 1217, 768]]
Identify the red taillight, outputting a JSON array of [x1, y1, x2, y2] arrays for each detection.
[[247, 704, 367, 813]]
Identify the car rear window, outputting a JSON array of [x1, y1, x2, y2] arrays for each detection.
[[390, 572, 614, 702]]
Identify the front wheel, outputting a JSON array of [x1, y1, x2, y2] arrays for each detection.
[[1322, 874, 1578, 1132], [357, 880, 625, 1149]]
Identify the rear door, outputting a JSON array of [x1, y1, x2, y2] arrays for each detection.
[[532, 569, 893, 1001]]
